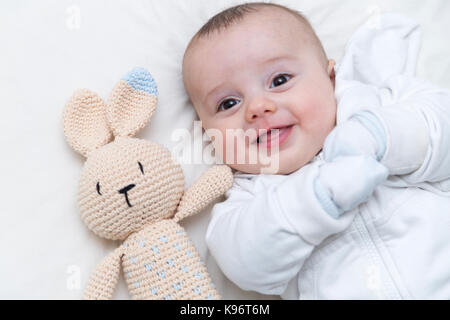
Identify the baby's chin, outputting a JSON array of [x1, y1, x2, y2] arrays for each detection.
[[227, 151, 315, 175]]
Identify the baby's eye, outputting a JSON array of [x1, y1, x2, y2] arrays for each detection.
[[218, 98, 240, 112], [270, 74, 291, 88]]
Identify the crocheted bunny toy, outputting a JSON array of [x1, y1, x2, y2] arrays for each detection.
[[63, 67, 233, 300]]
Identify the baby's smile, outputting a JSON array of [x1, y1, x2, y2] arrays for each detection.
[[183, 6, 337, 174], [254, 124, 295, 149]]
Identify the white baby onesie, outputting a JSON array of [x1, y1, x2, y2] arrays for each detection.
[[205, 13, 450, 299]]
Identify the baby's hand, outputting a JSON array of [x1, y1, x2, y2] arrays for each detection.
[[314, 155, 389, 218], [323, 111, 387, 162]]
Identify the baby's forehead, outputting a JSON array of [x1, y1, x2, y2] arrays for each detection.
[[184, 8, 317, 70], [199, 8, 310, 45], [182, 6, 321, 105], [241, 6, 314, 36]]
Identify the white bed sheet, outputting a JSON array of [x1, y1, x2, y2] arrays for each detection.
[[0, 0, 449, 299]]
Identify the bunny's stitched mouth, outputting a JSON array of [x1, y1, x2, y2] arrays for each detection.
[[118, 184, 136, 207]]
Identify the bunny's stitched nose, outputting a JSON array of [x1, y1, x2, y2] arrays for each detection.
[[118, 184, 136, 208], [119, 184, 135, 194]]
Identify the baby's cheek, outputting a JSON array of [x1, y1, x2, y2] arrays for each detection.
[[224, 130, 247, 165], [298, 97, 323, 127], [206, 128, 239, 165], [206, 128, 226, 162], [212, 129, 254, 167], [304, 90, 335, 125]]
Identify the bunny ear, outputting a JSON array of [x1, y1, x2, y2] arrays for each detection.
[[63, 89, 112, 157], [106, 68, 158, 137]]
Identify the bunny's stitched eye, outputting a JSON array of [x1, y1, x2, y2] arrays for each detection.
[[96, 182, 102, 195], [138, 162, 144, 175]]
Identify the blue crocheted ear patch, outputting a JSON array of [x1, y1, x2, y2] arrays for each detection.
[[122, 67, 158, 96]]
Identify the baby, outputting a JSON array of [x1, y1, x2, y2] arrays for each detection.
[[182, 3, 450, 299]]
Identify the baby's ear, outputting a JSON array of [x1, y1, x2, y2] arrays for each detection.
[[106, 68, 158, 137], [63, 89, 112, 157]]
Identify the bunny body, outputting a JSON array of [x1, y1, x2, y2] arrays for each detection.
[[63, 68, 232, 300], [121, 219, 218, 300]]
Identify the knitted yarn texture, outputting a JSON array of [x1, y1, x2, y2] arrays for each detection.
[[63, 67, 233, 299]]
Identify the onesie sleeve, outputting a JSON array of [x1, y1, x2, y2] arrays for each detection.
[[205, 162, 356, 295], [369, 76, 450, 185]]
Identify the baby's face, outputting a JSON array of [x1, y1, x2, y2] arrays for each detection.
[[183, 9, 336, 174]]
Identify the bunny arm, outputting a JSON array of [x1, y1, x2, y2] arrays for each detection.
[[174, 165, 233, 222], [83, 246, 125, 300]]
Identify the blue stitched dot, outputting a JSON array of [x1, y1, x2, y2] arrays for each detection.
[[130, 256, 136, 264], [140, 240, 146, 247], [173, 243, 181, 251], [144, 263, 153, 271], [180, 265, 189, 273], [164, 294, 172, 300], [194, 272, 203, 280], [150, 287, 158, 295], [206, 294, 214, 300], [193, 286, 202, 295], [210, 281, 215, 288], [173, 282, 182, 291], [134, 280, 140, 288], [160, 235, 168, 243], [186, 250, 193, 258], [167, 258, 176, 267], [157, 271, 165, 279], [152, 245, 159, 254]]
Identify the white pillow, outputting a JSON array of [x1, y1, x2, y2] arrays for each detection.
[[0, 0, 448, 299]]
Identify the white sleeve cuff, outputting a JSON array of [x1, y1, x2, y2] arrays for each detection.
[[371, 104, 429, 175]]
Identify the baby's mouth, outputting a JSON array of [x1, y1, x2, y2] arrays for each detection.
[[256, 125, 294, 148]]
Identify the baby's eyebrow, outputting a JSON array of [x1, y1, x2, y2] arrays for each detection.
[[260, 55, 298, 66], [203, 83, 226, 106]]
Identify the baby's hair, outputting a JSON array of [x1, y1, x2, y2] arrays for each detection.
[[197, 2, 308, 37], [185, 2, 328, 66]]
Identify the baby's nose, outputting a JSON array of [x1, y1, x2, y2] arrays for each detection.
[[246, 100, 277, 122], [118, 184, 135, 194]]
